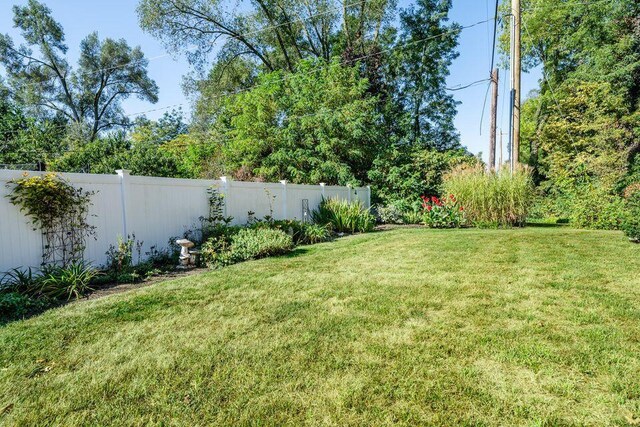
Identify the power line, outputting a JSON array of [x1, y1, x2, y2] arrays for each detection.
[[446, 78, 491, 91]]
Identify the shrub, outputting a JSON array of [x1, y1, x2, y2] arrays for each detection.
[[299, 223, 332, 244], [200, 237, 234, 268], [622, 189, 640, 241], [569, 191, 626, 230], [376, 204, 405, 224], [230, 228, 293, 262], [37, 261, 100, 300], [312, 198, 375, 233], [443, 165, 534, 227], [250, 220, 332, 245], [0, 292, 50, 322], [201, 227, 293, 268], [420, 195, 465, 228]]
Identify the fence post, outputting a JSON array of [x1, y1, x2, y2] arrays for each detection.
[[280, 180, 288, 220], [116, 169, 131, 237], [367, 185, 371, 209], [220, 176, 230, 218], [347, 184, 352, 204], [320, 182, 325, 199]]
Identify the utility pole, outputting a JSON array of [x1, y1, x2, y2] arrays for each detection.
[[489, 69, 499, 170], [509, 0, 521, 171], [499, 130, 503, 171]]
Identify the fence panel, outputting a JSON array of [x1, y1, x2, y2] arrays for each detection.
[[0, 170, 371, 271]]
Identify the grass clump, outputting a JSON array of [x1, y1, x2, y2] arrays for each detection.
[[443, 165, 534, 227], [312, 197, 375, 233]]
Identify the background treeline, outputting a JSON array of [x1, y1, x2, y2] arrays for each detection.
[[503, 0, 640, 228]]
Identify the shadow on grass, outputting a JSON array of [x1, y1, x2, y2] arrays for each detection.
[[526, 222, 570, 228], [282, 247, 311, 259]]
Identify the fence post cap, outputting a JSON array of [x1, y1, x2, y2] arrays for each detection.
[[319, 182, 325, 186], [116, 169, 131, 177], [220, 176, 229, 182], [279, 179, 287, 185]]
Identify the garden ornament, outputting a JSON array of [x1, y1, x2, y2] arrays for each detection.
[[176, 239, 195, 267]]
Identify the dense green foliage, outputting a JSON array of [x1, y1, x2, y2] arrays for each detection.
[[369, 147, 479, 208], [501, 0, 640, 228], [443, 165, 534, 227], [216, 59, 382, 184], [0, 292, 50, 323], [312, 198, 375, 233], [622, 190, 640, 241], [0, 97, 66, 168]]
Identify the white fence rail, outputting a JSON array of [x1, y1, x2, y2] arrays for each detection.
[[0, 169, 370, 271]]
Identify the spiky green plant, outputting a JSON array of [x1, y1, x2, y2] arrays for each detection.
[[312, 198, 375, 233], [443, 165, 534, 227], [37, 261, 100, 300]]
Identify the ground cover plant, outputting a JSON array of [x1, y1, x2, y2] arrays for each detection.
[[0, 227, 639, 425]]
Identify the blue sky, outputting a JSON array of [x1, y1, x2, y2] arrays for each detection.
[[0, 0, 541, 161]]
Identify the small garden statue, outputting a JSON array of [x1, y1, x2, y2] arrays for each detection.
[[176, 239, 195, 268]]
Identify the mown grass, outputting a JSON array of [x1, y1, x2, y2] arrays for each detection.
[[1, 228, 640, 426]]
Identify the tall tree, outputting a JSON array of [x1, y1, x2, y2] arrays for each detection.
[[0, 0, 159, 141], [216, 58, 382, 185], [138, 0, 395, 119], [389, 0, 460, 149]]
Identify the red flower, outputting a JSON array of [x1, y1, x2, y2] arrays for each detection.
[[427, 205, 433, 211], [459, 206, 464, 211]]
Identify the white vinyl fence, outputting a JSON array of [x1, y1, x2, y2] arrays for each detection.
[[0, 169, 370, 271]]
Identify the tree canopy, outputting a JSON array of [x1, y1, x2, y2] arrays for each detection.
[[0, 0, 159, 141]]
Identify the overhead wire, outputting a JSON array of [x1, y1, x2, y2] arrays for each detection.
[[2, 16, 498, 145]]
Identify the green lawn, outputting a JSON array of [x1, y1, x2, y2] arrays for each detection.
[[1, 228, 640, 426]]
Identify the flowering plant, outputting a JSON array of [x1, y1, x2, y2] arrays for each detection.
[[421, 194, 465, 228]]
